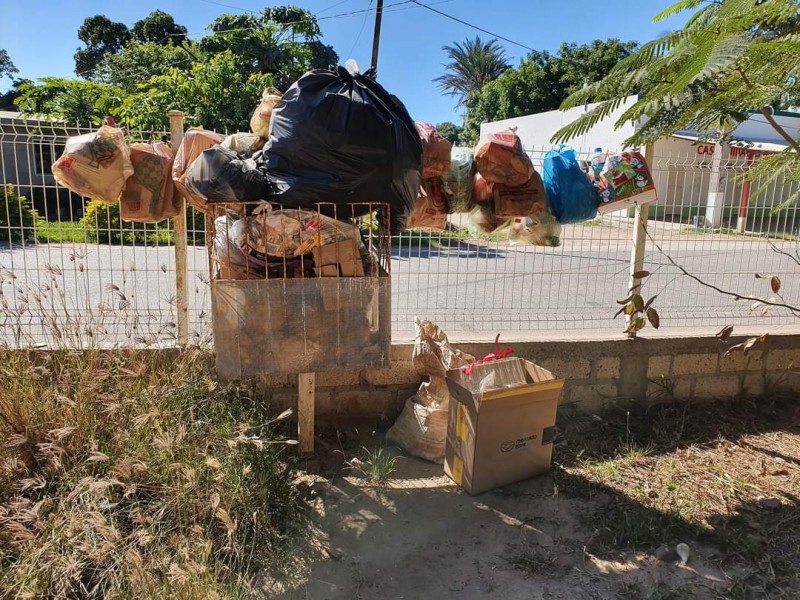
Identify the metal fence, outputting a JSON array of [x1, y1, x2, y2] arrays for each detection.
[[2, 115, 799, 348]]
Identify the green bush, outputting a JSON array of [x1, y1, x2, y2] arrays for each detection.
[[80, 200, 172, 245], [80, 200, 207, 246], [1, 184, 39, 243]]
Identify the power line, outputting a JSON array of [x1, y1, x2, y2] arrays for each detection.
[[409, 0, 535, 52]]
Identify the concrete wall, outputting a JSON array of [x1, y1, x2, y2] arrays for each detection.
[[479, 96, 640, 153], [260, 334, 800, 426]]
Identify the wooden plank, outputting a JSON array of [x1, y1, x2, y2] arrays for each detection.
[[298, 372, 316, 453]]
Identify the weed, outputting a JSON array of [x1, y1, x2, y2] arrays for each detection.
[[508, 545, 557, 574], [0, 348, 306, 597], [347, 446, 398, 485]]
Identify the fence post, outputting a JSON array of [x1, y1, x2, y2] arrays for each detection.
[[168, 111, 189, 346], [626, 143, 654, 338]]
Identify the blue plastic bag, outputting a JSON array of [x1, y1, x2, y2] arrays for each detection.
[[542, 146, 598, 223]]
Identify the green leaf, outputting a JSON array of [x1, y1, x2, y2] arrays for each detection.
[[625, 316, 646, 334], [631, 294, 645, 312], [646, 307, 660, 329], [644, 295, 658, 309]]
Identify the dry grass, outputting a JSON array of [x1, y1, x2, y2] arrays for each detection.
[[0, 348, 304, 598], [555, 396, 800, 597]]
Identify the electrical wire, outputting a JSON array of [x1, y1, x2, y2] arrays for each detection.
[[409, 0, 535, 52]]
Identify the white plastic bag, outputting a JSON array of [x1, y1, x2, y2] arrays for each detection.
[[52, 125, 133, 204], [250, 87, 282, 139]]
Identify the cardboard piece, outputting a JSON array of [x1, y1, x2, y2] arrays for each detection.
[[312, 239, 365, 277], [315, 265, 340, 277], [444, 358, 564, 495]]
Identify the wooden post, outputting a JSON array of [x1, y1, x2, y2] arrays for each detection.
[[626, 143, 654, 337], [298, 372, 315, 453], [168, 111, 189, 346]]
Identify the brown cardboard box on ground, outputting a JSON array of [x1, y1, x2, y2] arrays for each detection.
[[312, 239, 365, 277], [444, 358, 564, 495]]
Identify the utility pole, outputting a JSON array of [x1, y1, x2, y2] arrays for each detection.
[[370, 0, 384, 76]]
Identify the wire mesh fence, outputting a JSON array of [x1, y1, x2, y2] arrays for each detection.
[[1, 112, 799, 348]]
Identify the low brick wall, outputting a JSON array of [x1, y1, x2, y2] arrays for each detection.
[[260, 334, 800, 425]]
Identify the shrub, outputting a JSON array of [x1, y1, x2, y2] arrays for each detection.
[[80, 200, 207, 246], [0, 348, 304, 597], [1, 184, 39, 243]]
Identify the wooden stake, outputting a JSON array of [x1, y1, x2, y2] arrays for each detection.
[[298, 372, 315, 453]]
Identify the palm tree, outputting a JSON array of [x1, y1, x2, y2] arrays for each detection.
[[434, 36, 510, 106]]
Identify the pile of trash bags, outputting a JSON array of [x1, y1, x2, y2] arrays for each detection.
[[52, 63, 657, 257]]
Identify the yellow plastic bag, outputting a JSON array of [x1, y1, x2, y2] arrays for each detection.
[[250, 87, 283, 139], [52, 125, 133, 204]]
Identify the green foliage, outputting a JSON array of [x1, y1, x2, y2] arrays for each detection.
[[15, 77, 124, 126], [80, 199, 167, 245], [553, 0, 800, 150], [0, 49, 18, 80], [435, 121, 463, 145], [462, 39, 637, 145], [94, 41, 193, 93], [75, 15, 131, 77], [31, 6, 337, 130], [1, 184, 39, 243], [131, 10, 187, 45], [119, 51, 275, 131], [434, 36, 510, 106]]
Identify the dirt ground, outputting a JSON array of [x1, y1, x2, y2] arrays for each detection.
[[264, 397, 800, 600]]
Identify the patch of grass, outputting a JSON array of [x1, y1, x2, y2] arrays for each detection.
[[348, 446, 398, 485], [0, 348, 305, 598], [508, 545, 557, 574], [35, 220, 90, 244]]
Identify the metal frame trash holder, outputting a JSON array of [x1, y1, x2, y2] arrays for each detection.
[[208, 202, 392, 453]]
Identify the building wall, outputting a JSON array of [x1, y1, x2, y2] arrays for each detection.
[[479, 96, 640, 153]]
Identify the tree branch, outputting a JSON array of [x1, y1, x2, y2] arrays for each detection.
[[646, 230, 800, 314], [760, 106, 800, 154], [735, 67, 800, 154], [768, 239, 800, 268]]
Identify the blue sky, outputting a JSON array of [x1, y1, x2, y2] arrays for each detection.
[[0, 0, 687, 124]]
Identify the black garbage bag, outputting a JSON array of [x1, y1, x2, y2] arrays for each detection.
[[185, 146, 271, 203], [261, 67, 422, 232]]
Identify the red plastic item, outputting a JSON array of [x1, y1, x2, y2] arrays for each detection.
[[463, 334, 514, 375]]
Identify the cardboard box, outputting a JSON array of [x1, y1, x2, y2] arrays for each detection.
[[314, 265, 340, 277], [444, 358, 564, 495], [312, 239, 365, 277]]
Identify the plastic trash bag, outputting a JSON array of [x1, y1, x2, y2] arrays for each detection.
[[441, 146, 475, 213], [472, 172, 494, 205], [542, 146, 598, 223], [213, 215, 261, 279], [172, 127, 225, 212], [474, 131, 534, 187], [386, 318, 474, 463], [416, 122, 452, 179], [237, 207, 362, 261], [220, 132, 265, 157], [492, 170, 547, 218], [507, 213, 562, 247], [52, 125, 133, 204], [260, 67, 422, 233], [603, 151, 656, 203], [468, 205, 509, 235], [407, 179, 449, 230], [184, 146, 270, 204], [120, 142, 178, 223], [250, 87, 282, 139]]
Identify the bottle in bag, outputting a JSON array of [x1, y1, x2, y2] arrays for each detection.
[[590, 147, 606, 176]]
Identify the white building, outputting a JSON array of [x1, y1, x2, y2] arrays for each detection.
[[480, 98, 800, 230]]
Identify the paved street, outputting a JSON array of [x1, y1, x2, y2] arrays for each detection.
[[2, 221, 798, 345]]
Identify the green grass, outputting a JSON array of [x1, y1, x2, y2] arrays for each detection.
[[348, 446, 399, 485], [35, 220, 90, 243], [0, 348, 306, 598]]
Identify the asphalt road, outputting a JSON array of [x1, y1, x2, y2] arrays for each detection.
[[2, 223, 798, 345]]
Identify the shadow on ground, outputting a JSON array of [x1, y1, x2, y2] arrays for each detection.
[[264, 396, 800, 600]]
